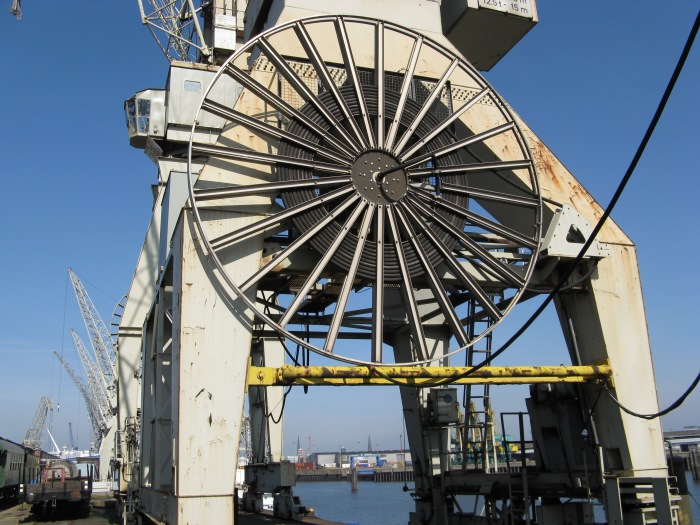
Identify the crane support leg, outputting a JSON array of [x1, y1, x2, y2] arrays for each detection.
[[555, 245, 666, 476], [248, 337, 285, 463], [137, 211, 261, 523], [387, 288, 453, 525]]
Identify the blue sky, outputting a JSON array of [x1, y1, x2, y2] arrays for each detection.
[[1, 2, 698, 455]]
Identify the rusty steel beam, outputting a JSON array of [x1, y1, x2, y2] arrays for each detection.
[[247, 363, 613, 387]]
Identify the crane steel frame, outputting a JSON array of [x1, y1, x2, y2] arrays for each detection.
[[23, 396, 52, 450], [54, 352, 105, 446], [113, 2, 681, 524]]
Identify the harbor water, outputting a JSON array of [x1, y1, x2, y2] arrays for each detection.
[[294, 473, 700, 525]]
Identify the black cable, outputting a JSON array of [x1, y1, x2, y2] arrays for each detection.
[[582, 386, 605, 430], [689, 491, 700, 511], [447, 8, 700, 382], [261, 290, 303, 366], [266, 386, 293, 425], [603, 371, 700, 420]]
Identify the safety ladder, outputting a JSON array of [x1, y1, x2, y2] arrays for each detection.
[[462, 294, 502, 473]]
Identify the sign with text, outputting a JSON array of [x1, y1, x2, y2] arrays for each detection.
[[478, 0, 534, 18]]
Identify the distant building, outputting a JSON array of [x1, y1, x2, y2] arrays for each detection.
[[664, 428, 700, 452], [303, 450, 411, 468]]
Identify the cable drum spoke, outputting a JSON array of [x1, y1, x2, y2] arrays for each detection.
[[191, 143, 352, 175], [393, 58, 460, 157], [324, 204, 376, 352], [403, 122, 519, 169], [279, 200, 369, 328], [407, 195, 526, 288], [411, 186, 539, 250], [334, 17, 376, 148], [194, 175, 351, 202], [200, 98, 353, 166], [386, 206, 429, 361], [394, 204, 470, 347], [187, 15, 542, 366], [238, 194, 361, 294], [257, 36, 363, 152], [385, 35, 423, 151], [400, 87, 491, 160], [293, 21, 369, 151], [407, 160, 532, 178], [439, 184, 541, 209], [401, 200, 504, 322], [209, 185, 355, 251], [222, 63, 356, 159]]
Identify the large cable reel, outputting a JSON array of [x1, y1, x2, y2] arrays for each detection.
[[187, 15, 542, 366]]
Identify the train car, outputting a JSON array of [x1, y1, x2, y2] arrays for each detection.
[[22, 458, 92, 517], [0, 437, 24, 501], [1, 436, 45, 504], [0, 436, 39, 502]]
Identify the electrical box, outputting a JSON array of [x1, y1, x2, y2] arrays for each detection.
[[244, 462, 296, 494], [165, 62, 241, 144], [441, 0, 538, 71], [213, 13, 237, 53], [537, 502, 595, 525], [429, 388, 460, 424]]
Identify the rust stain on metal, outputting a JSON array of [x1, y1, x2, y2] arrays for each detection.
[[517, 119, 632, 247]]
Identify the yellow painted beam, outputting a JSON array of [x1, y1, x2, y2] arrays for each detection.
[[247, 364, 613, 387]]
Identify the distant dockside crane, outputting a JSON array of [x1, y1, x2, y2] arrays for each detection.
[[53, 268, 120, 477], [69, 329, 113, 425], [54, 352, 107, 446], [68, 268, 117, 394], [23, 396, 52, 450]]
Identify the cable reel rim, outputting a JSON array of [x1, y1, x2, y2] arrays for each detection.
[[187, 14, 543, 366]]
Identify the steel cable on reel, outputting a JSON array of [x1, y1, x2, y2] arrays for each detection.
[[278, 85, 467, 281], [187, 15, 543, 365]]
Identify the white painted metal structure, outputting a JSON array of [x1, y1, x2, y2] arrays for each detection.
[[54, 351, 106, 445], [69, 330, 112, 434], [67, 268, 119, 480], [113, 1, 680, 524], [68, 268, 117, 391]]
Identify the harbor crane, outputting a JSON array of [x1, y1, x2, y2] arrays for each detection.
[[62, 269, 121, 479], [69, 422, 76, 451], [136, 0, 240, 64], [23, 396, 52, 450], [105, 0, 696, 523], [70, 329, 113, 423], [68, 268, 117, 390], [54, 352, 106, 446], [9, 0, 21, 19]]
